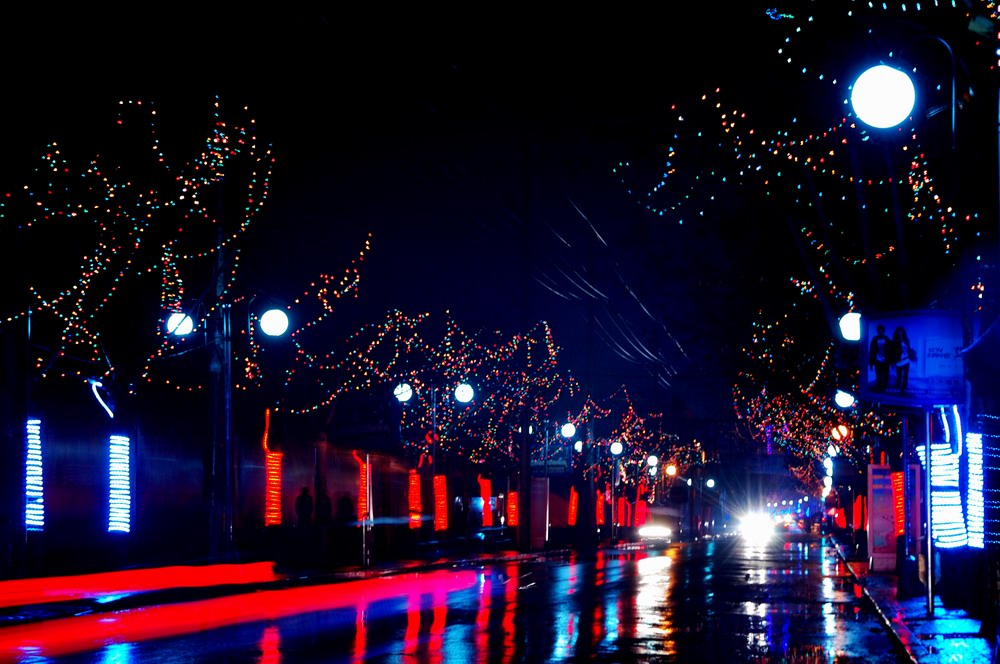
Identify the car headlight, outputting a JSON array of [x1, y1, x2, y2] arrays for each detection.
[[638, 525, 672, 539], [738, 512, 774, 541]]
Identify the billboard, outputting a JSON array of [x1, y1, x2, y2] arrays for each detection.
[[860, 310, 964, 408]]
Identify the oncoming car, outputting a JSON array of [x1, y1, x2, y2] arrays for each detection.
[[638, 524, 673, 542]]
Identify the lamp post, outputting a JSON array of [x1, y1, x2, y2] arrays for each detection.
[[609, 440, 624, 542], [393, 379, 475, 470], [167, 300, 289, 560]]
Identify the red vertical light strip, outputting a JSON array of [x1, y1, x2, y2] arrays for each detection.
[[478, 476, 493, 527], [434, 475, 448, 531], [635, 499, 647, 527], [408, 470, 422, 529], [507, 491, 519, 528], [567, 487, 579, 527], [262, 409, 282, 527], [892, 471, 905, 536], [353, 452, 368, 524], [595, 490, 605, 526], [853, 495, 864, 532], [616, 497, 627, 528]]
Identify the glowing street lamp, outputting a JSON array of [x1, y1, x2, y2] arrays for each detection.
[[166, 298, 290, 558], [835, 390, 856, 409], [165, 311, 195, 336], [393, 380, 475, 467], [258, 308, 290, 337], [850, 64, 916, 129], [838, 312, 862, 342], [609, 441, 624, 541]]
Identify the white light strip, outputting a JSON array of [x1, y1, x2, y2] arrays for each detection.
[[108, 435, 131, 534], [918, 442, 967, 547], [24, 419, 44, 531], [952, 405, 963, 457], [967, 432, 985, 549], [89, 379, 114, 419]]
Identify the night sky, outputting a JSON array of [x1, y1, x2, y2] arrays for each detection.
[[0, 8, 852, 441]]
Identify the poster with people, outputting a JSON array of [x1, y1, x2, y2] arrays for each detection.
[[859, 310, 964, 408]]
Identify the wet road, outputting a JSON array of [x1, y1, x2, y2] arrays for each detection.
[[4, 533, 909, 662]]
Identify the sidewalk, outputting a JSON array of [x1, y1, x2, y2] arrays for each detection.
[[831, 538, 994, 663]]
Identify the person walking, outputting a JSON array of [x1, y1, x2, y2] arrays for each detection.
[[295, 486, 314, 527]]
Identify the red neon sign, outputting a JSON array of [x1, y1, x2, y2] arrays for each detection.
[[892, 471, 905, 536], [507, 491, 519, 527], [434, 474, 448, 531], [567, 487, 579, 526], [262, 409, 282, 526], [478, 476, 493, 527], [595, 490, 605, 526], [408, 470, 422, 529], [353, 452, 368, 524]]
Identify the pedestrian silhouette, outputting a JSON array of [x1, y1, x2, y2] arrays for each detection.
[[295, 486, 314, 527]]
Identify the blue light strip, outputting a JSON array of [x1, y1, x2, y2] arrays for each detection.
[[24, 419, 44, 532], [917, 442, 967, 548], [108, 435, 131, 533], [967, 432, 985, 549]]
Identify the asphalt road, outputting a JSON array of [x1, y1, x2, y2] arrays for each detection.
[[4, 532, 910, 662]]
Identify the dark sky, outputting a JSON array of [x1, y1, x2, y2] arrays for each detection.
[[1, 9, 789, 438]]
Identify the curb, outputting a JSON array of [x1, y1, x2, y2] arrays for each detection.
[[830, 539, 921, 664]]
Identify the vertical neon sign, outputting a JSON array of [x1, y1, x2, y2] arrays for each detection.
[[478, 476, 493, 527], [262, 409, 282, 526], [408, 470, 422, 529], [891, 471, 905, 537], [353, 452, 369, 525], [567, 487, 578, 527], [433, 475, 448, 531], [108, 435, 131, 533], [967, 432, 985, 548], [24, 419, 44, 532], [917, 442, 967, 548], [507, 491, 518, 528]]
